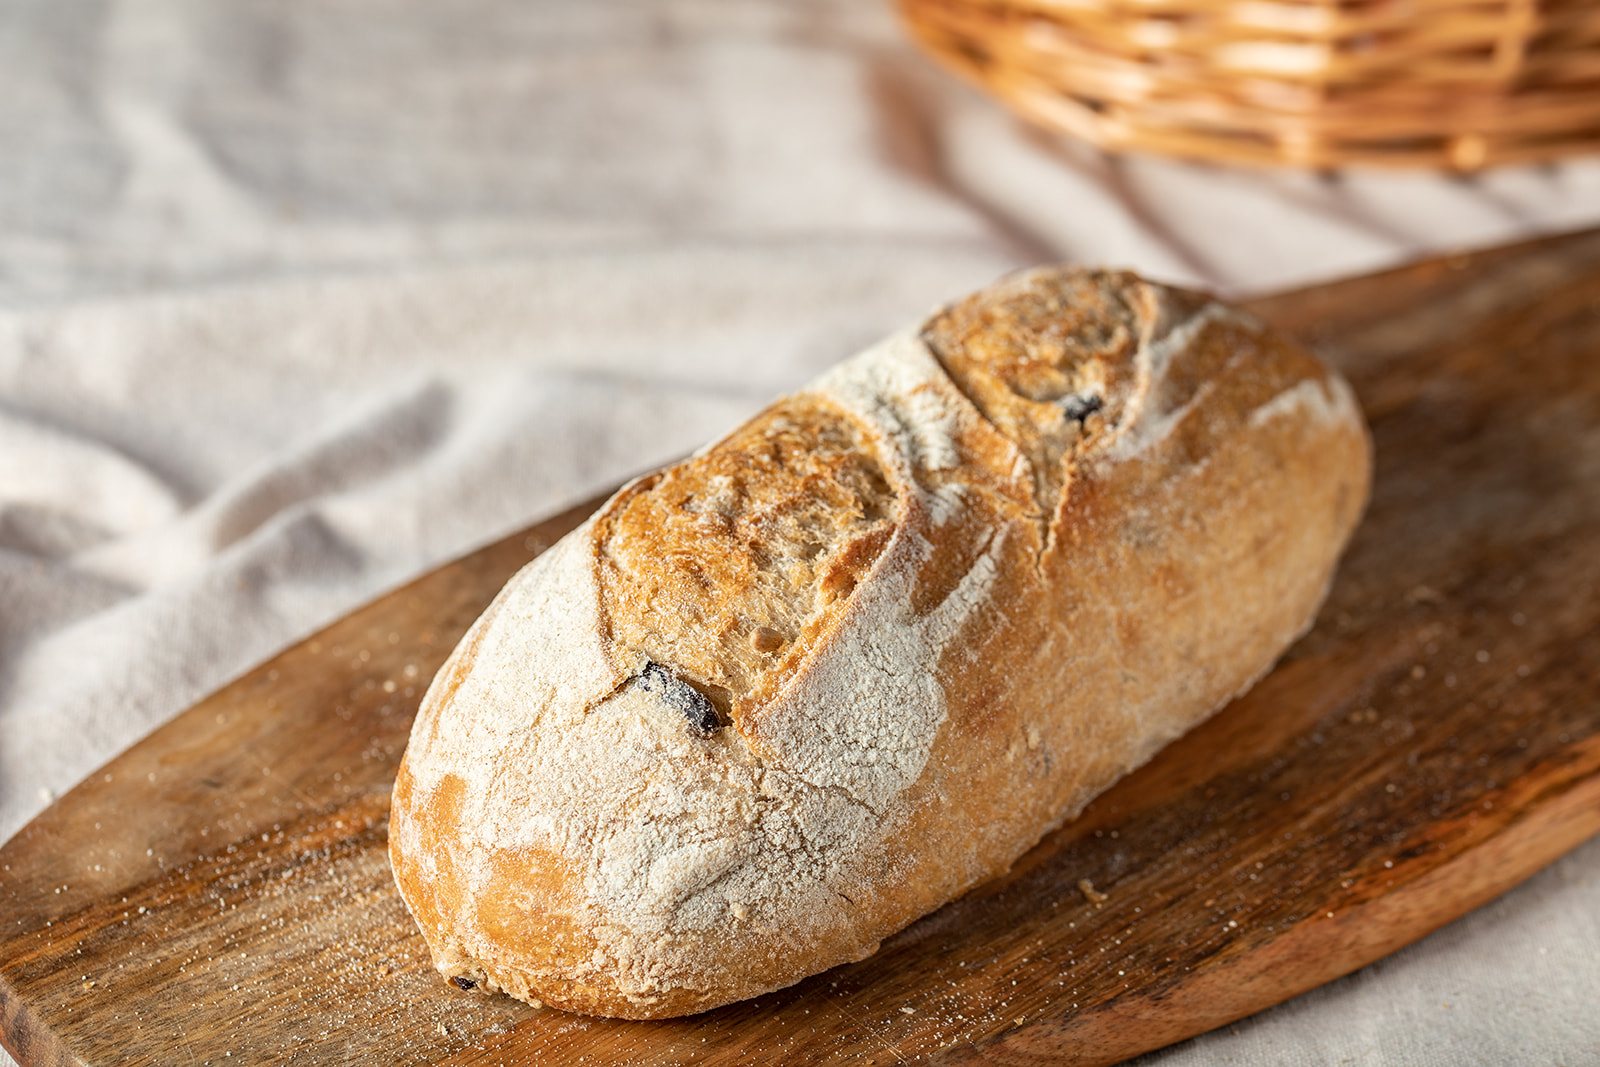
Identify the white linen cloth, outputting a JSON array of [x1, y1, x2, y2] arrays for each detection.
[[2, 1, 1598, 1063]]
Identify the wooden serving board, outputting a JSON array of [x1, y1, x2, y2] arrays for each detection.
[[5, 230, 1600, 1067]]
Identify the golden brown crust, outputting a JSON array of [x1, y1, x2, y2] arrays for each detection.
[[388, 267, 1372, 1019], [923, 267, 1151, 521], [594, 396, 896, 722]]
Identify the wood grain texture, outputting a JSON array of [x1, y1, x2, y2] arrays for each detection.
[[4, 229, 1600, 1066]]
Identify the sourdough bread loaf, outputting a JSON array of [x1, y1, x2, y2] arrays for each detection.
[[388, 267, 1371, 1019]]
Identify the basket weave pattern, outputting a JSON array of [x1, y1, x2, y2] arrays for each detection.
[[898, 0, 1600, 169]]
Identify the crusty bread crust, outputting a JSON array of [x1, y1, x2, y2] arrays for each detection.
[[388, 268, 1371, 1019]]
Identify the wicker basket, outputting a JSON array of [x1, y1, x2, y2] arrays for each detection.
[[898, 0, 1600, 170]]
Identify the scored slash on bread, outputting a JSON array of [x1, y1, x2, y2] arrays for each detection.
[[388, 267, 1371, 1019]]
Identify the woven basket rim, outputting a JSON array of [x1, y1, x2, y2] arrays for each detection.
[[900, 0, 1600, 169]]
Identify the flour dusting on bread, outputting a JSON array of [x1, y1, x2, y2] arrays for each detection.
[[1248, 373, 1361, 430], [755, 328, 1004, 809]]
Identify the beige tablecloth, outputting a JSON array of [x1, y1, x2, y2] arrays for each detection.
[[3, 2, 1598, 1063]]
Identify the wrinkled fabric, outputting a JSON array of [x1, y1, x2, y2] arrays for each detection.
[[2, 2, 1598, 1064]]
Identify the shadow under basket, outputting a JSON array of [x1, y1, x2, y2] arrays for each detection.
[[897, 0, 1600, 170]]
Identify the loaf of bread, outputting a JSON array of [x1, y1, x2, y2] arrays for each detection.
[[388, 267, 1370, 1019]]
